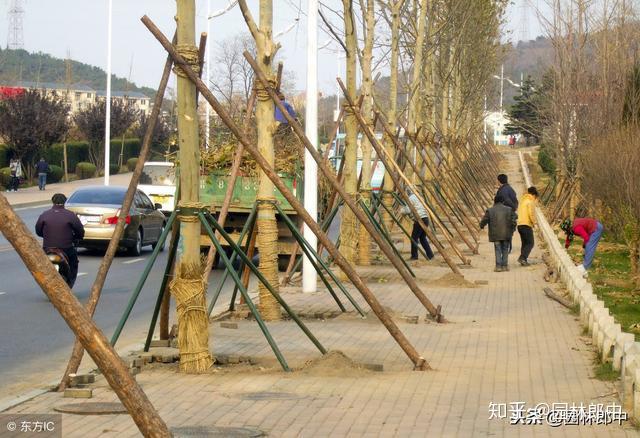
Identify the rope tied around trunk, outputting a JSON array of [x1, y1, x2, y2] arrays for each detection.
[[177, 201, 208, 223], [254, 79, 277, 102], [172, 44, 200, 77], [342, 101, 358, 116]]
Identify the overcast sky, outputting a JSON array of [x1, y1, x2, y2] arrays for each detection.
[[0, 0, 543, 95]]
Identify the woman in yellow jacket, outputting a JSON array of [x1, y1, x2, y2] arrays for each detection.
[[517, 187, 539, 266]]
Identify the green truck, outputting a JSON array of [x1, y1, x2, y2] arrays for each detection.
[[199, 170, 303, 268]]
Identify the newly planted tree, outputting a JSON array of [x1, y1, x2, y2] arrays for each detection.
[[239, 0, 281, 320]]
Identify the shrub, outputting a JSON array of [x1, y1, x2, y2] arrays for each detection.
[[45, 142, 90, 171], [0, 167, 11, 187], [109, 163, 120, 175], [110, 138, 142, 163], [0, 145, 9, 168], [47, 164, 64, 183], [75, 162, 97, 179], [126, 157, 138, 172], [537, 143, 556, 175]]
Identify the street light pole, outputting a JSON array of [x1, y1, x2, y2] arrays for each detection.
[[303, 0, 318, 293], [205, 0, 211, 150], [104, 0, 113, 186], [499, 63, 504, 113]]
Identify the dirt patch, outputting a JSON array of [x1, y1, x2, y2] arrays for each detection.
[[430, 272, 477, 288], [295, 350, 370, 377]]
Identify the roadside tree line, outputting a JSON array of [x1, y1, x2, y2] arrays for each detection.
[[0, 89, 173, 185]]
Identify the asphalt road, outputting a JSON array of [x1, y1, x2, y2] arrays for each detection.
[[0, 204, 239, 401]]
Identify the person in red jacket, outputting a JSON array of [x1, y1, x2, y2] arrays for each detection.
[[560, 217, 603, 276]]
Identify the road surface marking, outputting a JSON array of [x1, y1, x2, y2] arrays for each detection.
[[123, 258, 144, 265], [14, 204, 49, 211], [77, 272, 88, 277], [0, 245, 13, 253], [0, 292, 5, 296]]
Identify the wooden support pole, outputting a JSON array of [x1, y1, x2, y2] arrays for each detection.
[[399, 132, 479, 249], [57, 32, 176, 392], [0, 195, 170, 437], [141, 15, 433, 368], [337, 80, 466, 271], [381, 118, 475, 258]]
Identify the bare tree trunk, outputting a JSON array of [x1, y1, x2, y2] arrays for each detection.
[[381, 1, 403, 229], [407, 0, 428, 183], [239, 0, 281, 319], [339, 0, 360, 277], [171, 0, 212, 372], [357, 0, 375, 266]]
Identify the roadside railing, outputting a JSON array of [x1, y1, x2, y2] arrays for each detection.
[[519, 151, 640, 420]]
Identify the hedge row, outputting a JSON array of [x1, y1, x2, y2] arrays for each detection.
[[0, 138, 170, 179]]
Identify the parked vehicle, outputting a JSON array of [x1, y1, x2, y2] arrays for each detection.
[[65, 186, 167, 256], [199, 170, 303, 269], [138, 162, 177, 214]]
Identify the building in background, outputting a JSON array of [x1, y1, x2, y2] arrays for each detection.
[[0, 81, 151, 115], [484, 111, 511, 146]]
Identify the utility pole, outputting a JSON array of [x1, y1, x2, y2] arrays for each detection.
[[205, 0, 211, 150], [104, 0, 113, 186], [7, 0, 24, 50], [499, 63, 504, 113], [303, 0, 318, 293], [64, 51, 73, 182]]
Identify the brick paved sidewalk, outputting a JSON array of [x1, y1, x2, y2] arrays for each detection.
[[3, 151, 638, 437]]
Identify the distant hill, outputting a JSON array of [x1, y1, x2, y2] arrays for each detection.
[[501, 36, 554, 106], [0, 48, 156, 98]]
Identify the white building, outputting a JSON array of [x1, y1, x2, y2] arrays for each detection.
[[7, 81, 151, 116], [484, 111, 511, 146]]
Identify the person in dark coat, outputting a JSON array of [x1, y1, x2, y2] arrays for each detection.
[[495, 174, 518, 211], [36, 157, 50, 191], [480, 194, 518, 272], [35, 193, 85, 287], [495, 173, 518, 252]]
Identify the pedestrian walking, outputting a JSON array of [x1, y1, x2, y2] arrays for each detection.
[[516, 186, 538, 266], [7, 158, 22, 192], [495, 173, 518, 252], [561, 217, 604, 277], [480, 194, 517, 272], [495, 174, 518, 210], [36, 157, 50, 191], [403, 187, 434, 261]]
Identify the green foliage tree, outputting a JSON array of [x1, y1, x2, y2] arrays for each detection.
[[504, 76, 543, 145], [74, 99, 138, 171], [0, 89, 69, 180]]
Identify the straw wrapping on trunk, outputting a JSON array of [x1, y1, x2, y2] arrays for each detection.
[[169, 263, 212, 373]]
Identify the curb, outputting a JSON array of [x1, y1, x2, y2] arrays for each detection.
[[519, 150, 640, 420], [0, 342, 144, 413], [11, 200, 51, 209]]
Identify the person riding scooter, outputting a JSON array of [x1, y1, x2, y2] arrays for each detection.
[[35, 193, 85, 287]]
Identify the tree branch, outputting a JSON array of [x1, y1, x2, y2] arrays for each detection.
[[237, 0, 261, 44], [319, 7, 347, 52]]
